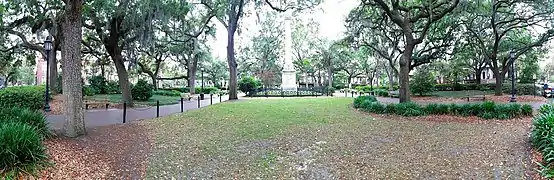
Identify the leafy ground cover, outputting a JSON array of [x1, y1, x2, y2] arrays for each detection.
[[40, 98, 537, 179]]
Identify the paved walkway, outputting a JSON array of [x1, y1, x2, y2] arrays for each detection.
[[47, 95, 231, 130]]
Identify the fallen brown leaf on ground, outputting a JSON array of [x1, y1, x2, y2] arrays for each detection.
[[40, 122, 152, 179]]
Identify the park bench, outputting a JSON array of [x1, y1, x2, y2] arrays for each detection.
[[389, 90, 399, 98], [84, 96, 110, 110], [464, 90, 486, 102], [181, 93, 193, 101], [465, 94, 486, 102]]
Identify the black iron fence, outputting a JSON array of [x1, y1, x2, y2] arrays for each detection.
[[249, 87, 326, 97]]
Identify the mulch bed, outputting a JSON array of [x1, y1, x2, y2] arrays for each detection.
[[40, 123, 152, 179]]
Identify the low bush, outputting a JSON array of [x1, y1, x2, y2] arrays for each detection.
[[105, 81, 121, 94], [82, 86, 95, 96], [360, 101, 385, 114], [88, 75, 107, 94], [0, 123, 49, 178], [0, 86, 47, 110], [195, 87, 220, 94], [410, 68, 436, 96], [522, 104, 533, 116], [239, 77, 261, 96], [0, 107, 50, 138], [353, 96, 377, 108], [153, 90, 181, 97], [531, 105, 554, 177], [374, 89, 389, 97], [354, 98, 531, 119], [539, 104, 554, 114], [131, 79, 153, 101], [395, 102, 425, 117]]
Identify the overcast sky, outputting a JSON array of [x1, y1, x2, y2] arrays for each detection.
[[207, 0, 359, 59]]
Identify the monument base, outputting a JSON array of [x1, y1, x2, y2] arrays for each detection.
[[281, 70, 297, 91]]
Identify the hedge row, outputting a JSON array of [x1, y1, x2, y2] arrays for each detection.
[[531, 104, 554, 178], [159, 87, 220, 94], [435, 83, 541, 95], [0, 107, 50, 178], [354, 96, 532, 119], [0, 86, 47, 110]]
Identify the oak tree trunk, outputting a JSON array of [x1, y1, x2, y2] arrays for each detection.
[[61, 0, 85, 137], [399, 43, 414, 103], [227, 23, 238, 100], [112, 55, 133, 106]]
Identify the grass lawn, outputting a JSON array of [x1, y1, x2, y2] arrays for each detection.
[[431, 90, 494, 98], [85, 94, 180, 106], [141, 98, 532, 179]]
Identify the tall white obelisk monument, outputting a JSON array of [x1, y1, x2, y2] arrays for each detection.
[[281, 11, 297, 91]]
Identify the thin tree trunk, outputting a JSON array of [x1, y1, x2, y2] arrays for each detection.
[[327, 67, 333, 88], [49, 44, 58, 94], [475, 68, 483, 84], [494, 69, 503, 95], [61, 0, 85, 137]]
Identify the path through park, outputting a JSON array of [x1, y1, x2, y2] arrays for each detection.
[[46, 95, 231, 130]]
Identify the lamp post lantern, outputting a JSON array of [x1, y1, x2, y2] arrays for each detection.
[[200, 67, 205, 100], [509, 49, 517, 102], [43, 36, 53, 112]]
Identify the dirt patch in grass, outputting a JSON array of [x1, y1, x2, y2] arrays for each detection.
[[41, 123, 152, 179]]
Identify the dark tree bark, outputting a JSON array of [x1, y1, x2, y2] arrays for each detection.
[[61, 0, 85, 137]]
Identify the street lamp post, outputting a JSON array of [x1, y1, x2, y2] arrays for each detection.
[[200, 67, 205, 100], [510, 49, 517, 102], [43, 36, 53, 112]]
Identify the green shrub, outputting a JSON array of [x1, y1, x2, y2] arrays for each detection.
[[410, 67, 437, 96], [82, 86, 95, 96], [0, 107, 50, 138], [160, 87, 190, 93], [238, 77, 261, 96], [395, 102, 425, 117], [353, 96, 377, 108], [540, 104, 554, 114], [360, 102, 386, 114], [449, 104, 461, 115], [384, 103, 396, 114], [424, 104, 439, 115], [105, 81, 121, 94], [502, 83, 541, 95], [506, 103, 522, 118], [459, 104, 474, 116], [154, 90, 181, 97], [88, 75, 107, 94], [437, 104, 450, 115], [0, 86, 47, 110], [481, 101, 496, 112], [374, 89, 389, 97], [0, 123, 49, 178], [324, 86, 336, 96], [522, 104, 533, 116], [531, 112, 554, 175], [131, 79, 153, 101], [479, 112, 496, 119], [195, 86, 220, 94]]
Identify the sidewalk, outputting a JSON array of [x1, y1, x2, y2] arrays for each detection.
[[47, 95, 231, 130]]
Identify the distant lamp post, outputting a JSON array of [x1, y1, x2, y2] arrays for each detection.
[[510, 49, 517, 102], [200, 67, 205, 100], [43, 36, 53, 112]]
